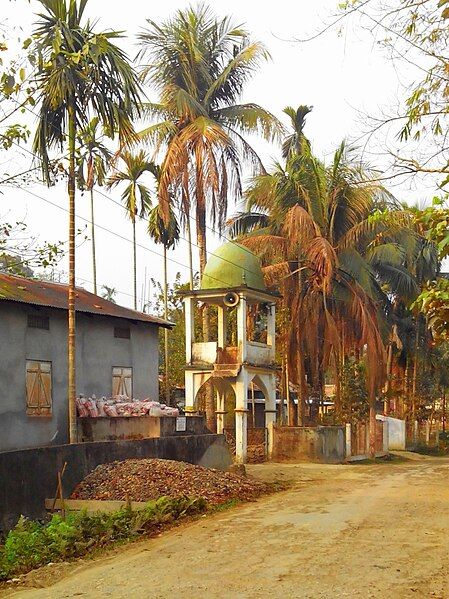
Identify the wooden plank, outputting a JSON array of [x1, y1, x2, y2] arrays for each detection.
[[45, 498, 149, 513]]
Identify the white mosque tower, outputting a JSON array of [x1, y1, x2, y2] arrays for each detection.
[[179, 242, 279, 464]]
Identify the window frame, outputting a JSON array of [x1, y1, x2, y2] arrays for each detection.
[[27, 314, 50, 330], [25, 359, 53, 417], [114, 326, 131, 340], [112, 366, 133, 398]]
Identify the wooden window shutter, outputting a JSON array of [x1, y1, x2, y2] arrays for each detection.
[[26, 361, 52, 416], [112, 367, 133, 398]]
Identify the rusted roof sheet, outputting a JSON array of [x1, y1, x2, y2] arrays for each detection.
[[0, 273, 172, 328]]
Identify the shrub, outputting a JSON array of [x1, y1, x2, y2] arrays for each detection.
[[0, 496, 207, 581]]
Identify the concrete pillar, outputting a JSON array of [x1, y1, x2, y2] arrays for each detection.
[[266, 303, 276, 361], [234, 371, 248, 463], [184, 297, 195, 364], [217, 306, 227, 349], [264, 375, 277, 459], [184, 372, 196, 413], [345, 423, 352, 458], [237, 296, 248, 362], [216, 389, 226, 434], [383, 418, 389, 453]]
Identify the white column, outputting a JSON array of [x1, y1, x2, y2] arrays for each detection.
[[216, 388, 226, 434], [264, 375, 277, 459], [345, 423, 352, 458], [234, 370, 248, 463], [217, 305, 227, 349], [266, 303, 276, 361], [237, 296, 247, 362], [184, 297, 195, 364], [184, 371, 196, 413]]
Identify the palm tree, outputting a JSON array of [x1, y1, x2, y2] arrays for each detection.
[[107, 150, 155, 310], [101, 285, 117, 303], [77, 118, 112, 295], [229, 109, 426, 455], [137, 4, 284, 303], [148, 202, 180, 405], [137, 5, 283, 430], [32, 0, 141, 443]]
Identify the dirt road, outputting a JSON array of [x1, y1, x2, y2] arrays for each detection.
[[6, 455, 449, 598]]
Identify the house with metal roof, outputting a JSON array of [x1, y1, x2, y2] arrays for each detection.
[[0, 273, 172, 452]]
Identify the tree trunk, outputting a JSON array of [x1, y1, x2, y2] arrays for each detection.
[[412, 317, 420, 420], [67, 102, 77, 444], [90, 187, 97, 295], [334, 350, 341, 424], [368, 400, 376, 458], [196, 199, 209, 339], [286, 358, 295, 426], [385, 341, 393, 415], [297, 349, 306, 426], [132, 216, 137, 311], [186, 213, 194, 291], [163, 245, 170, 406], [195, 180, 214, 431]]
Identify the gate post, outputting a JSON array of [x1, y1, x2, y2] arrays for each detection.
[[345, 423, 351, 458]]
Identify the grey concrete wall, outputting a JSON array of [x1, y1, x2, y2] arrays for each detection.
[[77, 415, 209, 442], [272, 426, 346, 463], [0, 301, 160, 452], [0, 434, 231, 533]]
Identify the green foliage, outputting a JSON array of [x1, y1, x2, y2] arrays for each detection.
[[32, 0, 142, 182], [340, 360, 369, 424], [0, 220, 65, 276], [147, 273, 193, 395], [0, 496, 207, 581]]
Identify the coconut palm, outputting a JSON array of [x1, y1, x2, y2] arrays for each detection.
[[32, 0, 141, 443], [101, 285, 117, 303], [229, 111, 428, 455], [137, 4, 284, 289], [148, 202, 180, 405], [77, 118, 112, 295], [137, 5, 283, 430], [107, 151, 156, 309]]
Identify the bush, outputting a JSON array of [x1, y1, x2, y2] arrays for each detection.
[[0, 496, 207, 581]]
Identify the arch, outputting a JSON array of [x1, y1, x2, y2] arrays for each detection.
[[250, 374, 270, 401]]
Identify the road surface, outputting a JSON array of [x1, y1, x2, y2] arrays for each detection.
[[5, 454, 449, 598]]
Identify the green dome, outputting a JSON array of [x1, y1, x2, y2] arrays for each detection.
[[201, 242, 266, 290]]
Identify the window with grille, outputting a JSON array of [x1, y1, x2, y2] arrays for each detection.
[[112, 367, 133, 398], [26, 360, 52, 416], [27, 314, 50, 330], [114, 326, 130, 339]]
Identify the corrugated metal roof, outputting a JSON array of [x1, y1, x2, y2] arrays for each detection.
[[0, 273, 172, 328]]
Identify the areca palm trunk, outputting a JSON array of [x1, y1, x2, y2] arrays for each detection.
[[90, 187, 97, 295], [67, 100, 77, 444], [412, 318, 420, 420], [163, 244, 170, 405], [132, 215, 137, 311]]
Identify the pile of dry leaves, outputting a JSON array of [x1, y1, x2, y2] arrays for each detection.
[[70, 459, 271, 505]]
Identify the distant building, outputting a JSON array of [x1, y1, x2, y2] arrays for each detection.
[[0, 274, 171, 452]]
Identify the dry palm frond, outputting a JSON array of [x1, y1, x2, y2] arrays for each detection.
[[283, 204, 320, 250], [306, 236, 338, 294], [239, 234, 288, 264], [262, 261, 291, 289]]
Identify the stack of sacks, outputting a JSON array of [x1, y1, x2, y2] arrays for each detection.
[[76, 395, 179, 418]]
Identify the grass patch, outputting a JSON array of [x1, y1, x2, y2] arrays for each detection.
[[0, 496, 206, 582]]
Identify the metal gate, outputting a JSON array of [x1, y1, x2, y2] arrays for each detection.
[[223, 427, 267, 463]]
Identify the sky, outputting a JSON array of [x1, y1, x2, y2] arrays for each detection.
[[0, 0, 435, 311]]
